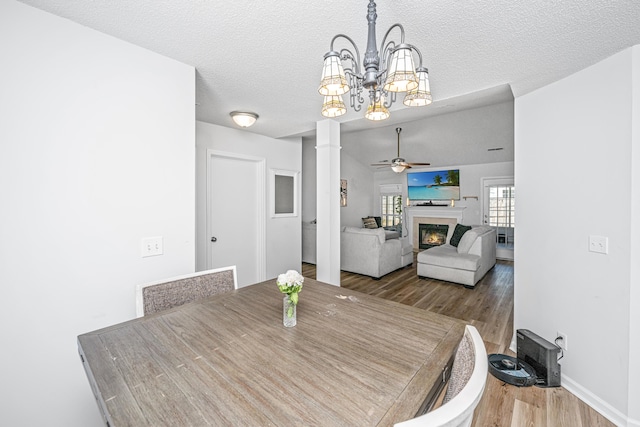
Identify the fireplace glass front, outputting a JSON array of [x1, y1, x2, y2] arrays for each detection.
[[419, 224, 449, 250]]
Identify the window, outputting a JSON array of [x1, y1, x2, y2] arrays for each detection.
[[381, 194, 402, 228], [488, 185, 515, 228], [270, 169, 299, 218], [379, 184, 403, 230]]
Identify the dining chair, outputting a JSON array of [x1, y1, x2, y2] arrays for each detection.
[[135, 265, 238, 317], [394, 325, 488, 427]]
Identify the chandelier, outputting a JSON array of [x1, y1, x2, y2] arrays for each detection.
[[318, 0, 432, 121]]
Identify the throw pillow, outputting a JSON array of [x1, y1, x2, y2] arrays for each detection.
[[369, 216, 383, 228], [450, 224, 472, 247], [362, 217, 378, 229]]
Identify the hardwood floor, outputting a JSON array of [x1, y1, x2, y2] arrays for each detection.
[[301, 258, 614, 427]]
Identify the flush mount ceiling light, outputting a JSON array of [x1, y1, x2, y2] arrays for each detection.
[[230, 111, 259, 128], [318, 0, 432, 121]]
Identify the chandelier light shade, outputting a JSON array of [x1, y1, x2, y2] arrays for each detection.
[[383, 45, 418, 93], [318, 0, 432, 121], [365, 94, 390, 121], [321, 95, 347, 118], [230, 111, 258, 128], [403, 67, 432, 107], [318, 52, 350, 96]]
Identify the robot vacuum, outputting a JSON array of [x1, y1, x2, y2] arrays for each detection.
[[488, 354, 537, 387]]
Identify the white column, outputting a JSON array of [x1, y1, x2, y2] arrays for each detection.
[[315, 120, 341, 286]]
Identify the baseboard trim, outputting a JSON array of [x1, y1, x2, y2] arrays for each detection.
[[561, 374, 628, 426], [507, 329, 632, 426]]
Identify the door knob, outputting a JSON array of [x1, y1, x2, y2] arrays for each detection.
[[211, 237, 217, 242]]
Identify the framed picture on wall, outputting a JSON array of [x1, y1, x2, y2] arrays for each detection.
[[340, 179, 347, 207]]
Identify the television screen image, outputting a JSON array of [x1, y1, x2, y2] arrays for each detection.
[[407, 169, 460, 201]]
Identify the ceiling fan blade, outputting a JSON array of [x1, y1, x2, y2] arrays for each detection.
[[371, 129, 430, 170]]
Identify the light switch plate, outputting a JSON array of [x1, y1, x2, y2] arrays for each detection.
[[588, 235, 608, 254], [141, 236, 163, 257]]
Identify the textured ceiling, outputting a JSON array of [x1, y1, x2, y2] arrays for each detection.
[[16, 0, 640, 165]]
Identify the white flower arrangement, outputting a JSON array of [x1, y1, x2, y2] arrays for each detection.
[[277, 270, 304, 317]]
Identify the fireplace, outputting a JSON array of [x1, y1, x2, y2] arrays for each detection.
[[407, 207, 464, 252], [419, 224, 449, 250]]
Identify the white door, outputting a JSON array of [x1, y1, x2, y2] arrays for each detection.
[[207, 151, 265, 287], [481, 177, 515, 261]]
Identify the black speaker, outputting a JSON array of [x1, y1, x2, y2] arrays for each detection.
[[516, 329, 561, 387]]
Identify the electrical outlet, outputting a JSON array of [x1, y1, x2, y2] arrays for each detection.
[[589, 235, 608, 254], [141, 236, 163, 257], [556, 331, 568, 351]]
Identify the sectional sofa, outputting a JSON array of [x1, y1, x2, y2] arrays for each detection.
[[417, 225, 497, 288], [340, 226, 413, 279]]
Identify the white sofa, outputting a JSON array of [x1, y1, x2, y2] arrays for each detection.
[[417, 225, 496, 288], [341, 226, 413, 279]]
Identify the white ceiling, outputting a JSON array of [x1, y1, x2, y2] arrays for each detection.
[[17, 0, 640, 165]]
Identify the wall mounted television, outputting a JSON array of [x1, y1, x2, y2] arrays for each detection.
[[407, 169, 460, 201]]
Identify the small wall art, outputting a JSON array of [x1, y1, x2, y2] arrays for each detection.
[[340, 179, 347, 207]]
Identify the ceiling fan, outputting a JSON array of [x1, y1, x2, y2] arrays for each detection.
[[371, 127, 430, 173]]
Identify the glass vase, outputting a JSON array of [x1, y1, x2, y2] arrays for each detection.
[[283, 295, 296, 327]]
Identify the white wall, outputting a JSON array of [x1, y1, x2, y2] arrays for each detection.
[[302, 152, 513, 232], [515, 47, 638, 425], [195, 122, 302, 280], [0, 2, 195, 426], [301, 138, 386, 228], [302, 100, 514, 228], [340, 151, 376, 227], [373, 162, 514, 226], [302, 138, 317, 223], [629, 45, 640, 427]]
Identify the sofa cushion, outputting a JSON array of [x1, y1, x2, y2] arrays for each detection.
[[457, 231, 476, 254], [362, 217, 378, 229], [344, 226, 386, 245], [456, 225, 495, 254], [400, 241, 414, 256], [457, 228, 484, 254], [450, 224, 472, 247], [472, 225, 494, 234], [418, 245, 480, 271], [384, 230, 400, 240]]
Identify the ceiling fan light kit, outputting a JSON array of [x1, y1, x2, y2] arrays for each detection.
[[318, 0, 432, 121], [372, 127, 430, 173]]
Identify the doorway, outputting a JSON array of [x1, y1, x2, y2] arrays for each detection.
[[206, 150, 265, 287], [482, 177, 515, 261]]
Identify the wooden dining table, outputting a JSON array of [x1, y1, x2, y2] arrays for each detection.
[[78, 278, 465, 426]]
